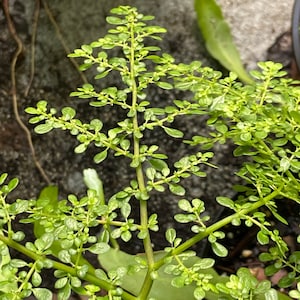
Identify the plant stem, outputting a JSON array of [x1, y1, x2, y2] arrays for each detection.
[[128, 16, 154, 299], [153, 188, 281, 270]]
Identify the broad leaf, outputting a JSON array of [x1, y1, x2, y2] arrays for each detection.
[[194, 0, 253, 84]]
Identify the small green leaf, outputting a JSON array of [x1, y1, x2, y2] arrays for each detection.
[[34, 123, 53, 134], [156, 82, 173, 90], [211, 242, 228, 257], [178, 199, 192, 212], [166, 228, 176, 244], [106, 16, 126, 25], [193, 287, 205, 300], [279, 157, 290, 172], [163, 127, 184, 138], [74, 143, 87, 154], [64, 217, 78, 231], [7, 178, 18, 192], [0, 173, 8, 185], [169, 184, 185, 196], [57, 283, 71, 300], [196, 258, 215, 269], [257, 231, 269, 245], [32, 288, 52, 300], [58, 250, 71, 264], [10, 259, 28, 268], [171, 276, 185, 288], [149, 158, 169, 171], [32, 272, 42, 287], [216, 196, 234, 209], [89, 242, 110, 254], [121, 202, 131, 219], [94, 149, 108, 164], [61, 107, 76, 120], [25, 107, 38, 114]]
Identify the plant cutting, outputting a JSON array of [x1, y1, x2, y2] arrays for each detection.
[[0, 5, 299, 300]]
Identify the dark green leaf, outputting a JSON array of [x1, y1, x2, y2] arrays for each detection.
[[194, 0, 253, 84]]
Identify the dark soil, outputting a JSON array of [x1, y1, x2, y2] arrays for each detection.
[[0, 0, 299, 297]]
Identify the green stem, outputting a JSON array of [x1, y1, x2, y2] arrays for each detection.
[[129, 16, 154, 300], [153, 188, 281, 270], [0, 235, 136, 300], [16, 261, 37, 296]]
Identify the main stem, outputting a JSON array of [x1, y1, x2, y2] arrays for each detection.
[[129, 19, 154, 299]]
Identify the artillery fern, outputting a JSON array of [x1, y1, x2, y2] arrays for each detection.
[[0, 5, 299, 300]]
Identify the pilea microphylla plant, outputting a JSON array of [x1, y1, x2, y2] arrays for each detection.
[[0, 5, 299, 300]]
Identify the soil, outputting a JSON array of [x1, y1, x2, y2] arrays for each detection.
[[0, 0, 299, 297]]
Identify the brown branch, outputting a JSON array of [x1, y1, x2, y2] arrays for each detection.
[[2, 0, 51, 185], [24, 0, 41, 97]]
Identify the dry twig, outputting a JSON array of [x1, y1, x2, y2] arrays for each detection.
[[2, 0, 51, 184]]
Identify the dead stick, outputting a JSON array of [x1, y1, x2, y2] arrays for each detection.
[[3, 0, 51, 185], [24, 0, 41, 97]]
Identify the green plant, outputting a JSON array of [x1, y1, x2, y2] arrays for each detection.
[[0, 5, 299, 300]]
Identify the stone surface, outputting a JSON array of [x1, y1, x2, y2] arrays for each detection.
[[217, 0, 294, 69]]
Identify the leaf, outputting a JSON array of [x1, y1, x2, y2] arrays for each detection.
[[83, 168, 105, 204], [166, 228, 176, 244], [32, 288, 52, 300], [194, 0, 253, 84], [216, 196, 234, 209], [156, 82, 173, 90], [169, 184, 185, 196], [163, 127, 184, 138], [74, 143, 87, 154], [7, 178, 18, 192], [61, 107, 76, 120], [89, 242, 110, 254], [211, 242, 228, 257], [106, 16, 126, 25], [34, 123, 53, 134]]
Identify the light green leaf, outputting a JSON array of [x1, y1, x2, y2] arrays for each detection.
[[163, 127, 184, 138], [211, 242, 228, 257], [34, 123, 53, 134], [32, 288, 52, 300], [89, 242, 110, 254], [257, 231, 270, 245], [166, 228, 176, 244], [169, 184, 185, 196], [216, 196, 234, 209], [61, 107, 76, 120], [194, 0, 253, 84], [156, 82, 173, 90], [83, 168, 105, 204]]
